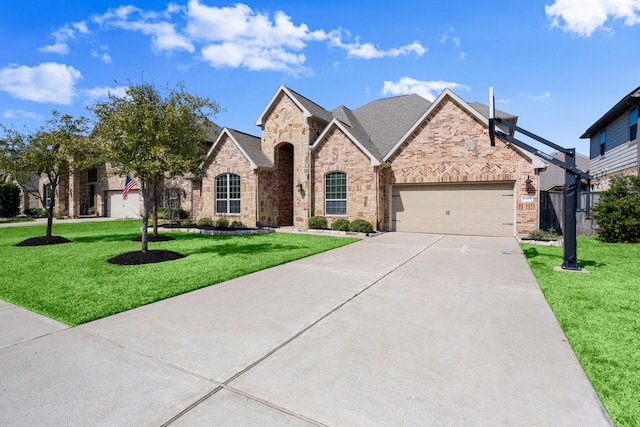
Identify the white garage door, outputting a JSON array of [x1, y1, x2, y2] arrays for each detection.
[[391, 183, 514, 236], [106, 190, 141, 219]]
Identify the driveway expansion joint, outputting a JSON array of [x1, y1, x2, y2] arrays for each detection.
[[162, 234, 446, 425]]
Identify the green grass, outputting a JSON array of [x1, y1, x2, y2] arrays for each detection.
[[521, 237, 640, 426], [0, 220, 359, 326]]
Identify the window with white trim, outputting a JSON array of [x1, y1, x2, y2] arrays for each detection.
[[325, 172, 347, 215], [216, 173, 240, 214]]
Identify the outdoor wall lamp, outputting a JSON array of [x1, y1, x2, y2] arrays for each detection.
[[296, 181, 303, 193], [525, 175, 535, 193]]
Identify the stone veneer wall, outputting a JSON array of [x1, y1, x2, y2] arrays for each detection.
[[312, 127, 378, 227], [383, 97, 538, 235], [260, 92, 320, 229], [198, 135, 257, 227]]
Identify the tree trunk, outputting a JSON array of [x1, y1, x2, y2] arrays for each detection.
[[45, 183, 56, 237], [46, 206, 54, 237], [152, 178, 158, 236], [141, 178, 151, 253]]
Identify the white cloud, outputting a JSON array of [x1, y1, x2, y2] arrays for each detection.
[[93, 5, 194, 53], [519, 91, 552, 101], [382, 77, 470, 101], [43, 1, 427, 74], [38, 22, 89, 55], [186, 1, 424, 70], [343, 40, 426, 59], [546, 0, 640, 36], [38, 42, 70, 55], [0, 62, 82, 105], [186, 1, 326, 71], [2, 109, 43, 120], [91, 47, 112, 64], [82, 85, 128, 101]]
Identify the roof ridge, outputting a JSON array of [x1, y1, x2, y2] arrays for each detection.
[[285, 85, 329, 112]]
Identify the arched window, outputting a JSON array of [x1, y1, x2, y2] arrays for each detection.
[[216, 173, 240, 214], [325, 172, 347, 215]]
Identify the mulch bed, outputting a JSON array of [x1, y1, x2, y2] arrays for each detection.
[[15, 236, 72, 246], [107, 250, 185, 266]]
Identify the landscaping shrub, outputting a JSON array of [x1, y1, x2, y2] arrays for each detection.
[[308, 215, 327, 229], [525, 228, 559, 241], [591, 175, 640, 242], [231, 220, 244, 228], [53, 210, 68, 219], [158, 206, 190, 220], [331, 218, 350, 231], [25, 207, 47, 217], [215, 217, 230, 228], [197, 217, 214, 227], [349, 218, 374, 233], [0, 182, 21, 217]]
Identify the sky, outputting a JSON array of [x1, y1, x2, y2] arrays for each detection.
[[1, 0, 639, 157]]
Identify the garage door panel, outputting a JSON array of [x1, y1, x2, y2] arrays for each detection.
[[392, 183, 514, 236], [106, 190, 141, 219]]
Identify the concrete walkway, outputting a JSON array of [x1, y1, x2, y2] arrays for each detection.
[[0, 233, 611, 426]]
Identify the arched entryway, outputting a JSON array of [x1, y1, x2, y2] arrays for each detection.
[[274, 143, 294, 226]]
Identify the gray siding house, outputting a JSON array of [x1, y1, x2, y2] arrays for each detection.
[[581, 86, 640, 190]]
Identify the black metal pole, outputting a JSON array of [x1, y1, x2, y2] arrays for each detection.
[[562, 150, 580, 270]]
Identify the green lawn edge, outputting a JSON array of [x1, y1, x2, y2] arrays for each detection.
[[0, 220, 359, 327], [520, 237, 639, 427]]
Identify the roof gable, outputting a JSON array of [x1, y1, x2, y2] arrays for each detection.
[[382, 89, 544, 168], [313, 118, 382, 166], [255, 85, 332, 127], [205, 127, 272, 170]]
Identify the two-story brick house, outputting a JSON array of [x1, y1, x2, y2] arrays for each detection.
[[581, 85, 640, 190], [192, 85, 544, 237]]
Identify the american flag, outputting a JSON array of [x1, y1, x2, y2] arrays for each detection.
[[122, 176, 136, 200]]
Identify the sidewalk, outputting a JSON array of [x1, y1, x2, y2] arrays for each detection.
[[0, 233, 612, 426]]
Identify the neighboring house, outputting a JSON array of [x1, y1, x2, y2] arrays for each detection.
[[581, 85, 640, 191], [191, 85, 545, 237], [34, 124, 222, 219], [538, 152, 594, 235], [539, 152, 591, 192]]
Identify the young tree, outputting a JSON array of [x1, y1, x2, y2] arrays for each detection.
[[89, 82, 221, 252], [0, 111, 92, 237]]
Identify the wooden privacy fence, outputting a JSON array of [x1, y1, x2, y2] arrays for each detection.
[[539, 191, 600, 237]]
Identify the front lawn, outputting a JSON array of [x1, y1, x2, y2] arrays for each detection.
[[0, 220, 359, 326], [521, 237, 640, 427]]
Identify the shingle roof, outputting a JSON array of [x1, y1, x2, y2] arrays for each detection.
[[329, 105, 382, 160], [539, 152, 591, 191], [226, 128, 273, 169], [203, 121, 223, 142], [286, 87, 333, 123], [581, 86, 640, 139], [468, 102, 517, 122], [352, 94, 432, 158]]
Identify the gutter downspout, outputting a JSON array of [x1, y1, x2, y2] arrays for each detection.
[[375, 166, 380, 231], [308, 144, 312, 228]]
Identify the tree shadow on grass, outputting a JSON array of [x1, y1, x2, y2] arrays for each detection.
[[577, 259, 606, 268], [72, 234, 143, 243], [522, 247, 605, 268], [188, 242, 302, 256]]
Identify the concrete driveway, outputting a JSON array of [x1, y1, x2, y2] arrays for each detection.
[[0, 232, 611, 426]]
